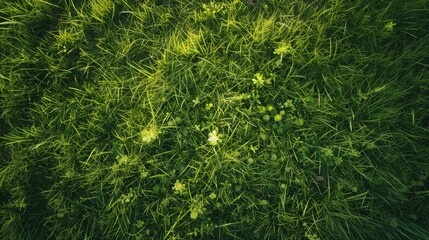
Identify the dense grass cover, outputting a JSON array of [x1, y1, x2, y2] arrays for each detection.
[[1, 0, 428, 239]]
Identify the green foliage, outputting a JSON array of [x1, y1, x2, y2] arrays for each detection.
[[1, 0, 428, 239]]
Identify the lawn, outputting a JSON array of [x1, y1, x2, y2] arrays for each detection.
[[1, 0, 428, 239]]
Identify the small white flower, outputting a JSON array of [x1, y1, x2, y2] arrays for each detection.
[[208, 130, 222, 145]]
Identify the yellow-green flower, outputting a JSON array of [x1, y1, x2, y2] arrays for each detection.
[[140, 124, 158, 144], [284, 99, 294, 108], [384, 21, 396, 32], [172, 180, 186, 194], [274, 41, 292, 55], [190, 210, 199, 220], [252, 72, 265, 88], [209, 192, 217, 199], [274, 114, 283, 122], [208, 130, 222, 145]]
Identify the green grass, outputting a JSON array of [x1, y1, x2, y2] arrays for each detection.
[[1, 0, 428, 239]]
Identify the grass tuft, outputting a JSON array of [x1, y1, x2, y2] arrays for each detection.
[[1, 0, 428, 239]]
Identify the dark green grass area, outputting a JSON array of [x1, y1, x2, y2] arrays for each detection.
[[1, 0, 428, 239]]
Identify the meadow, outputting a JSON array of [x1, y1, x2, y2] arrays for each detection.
[[1, 0, 428, 239]]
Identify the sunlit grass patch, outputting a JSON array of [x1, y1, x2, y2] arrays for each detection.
[[0, 0, 428, 239]]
